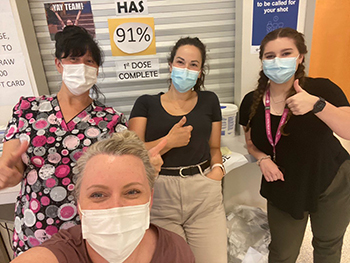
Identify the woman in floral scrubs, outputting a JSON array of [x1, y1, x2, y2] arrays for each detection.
[[0, 26, 127, 255]]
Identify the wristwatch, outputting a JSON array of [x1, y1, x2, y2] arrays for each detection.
[[312, 97, 326, 114]]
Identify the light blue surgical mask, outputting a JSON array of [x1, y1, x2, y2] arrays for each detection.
[[263, 55, 299, 84], [171, 66, 200, 93]]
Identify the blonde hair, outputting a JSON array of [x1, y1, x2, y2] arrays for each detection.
[[73, 130, 155, 200]]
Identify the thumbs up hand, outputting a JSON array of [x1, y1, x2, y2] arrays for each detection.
[[0, 140, 28, 189], [166, 116, 193, 149], [148, 139, 166, 176], [292, 79, 304, 94], [286, 79, 319, 115]]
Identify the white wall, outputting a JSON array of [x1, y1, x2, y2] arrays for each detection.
[[0, 106, 13, 127]]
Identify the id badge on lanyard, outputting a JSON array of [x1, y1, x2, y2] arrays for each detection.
[[265, 89, 289, 161]]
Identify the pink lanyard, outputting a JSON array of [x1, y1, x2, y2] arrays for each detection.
[[265, 89, 289, 161]]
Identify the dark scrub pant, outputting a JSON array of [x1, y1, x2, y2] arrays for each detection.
[[268, 160, 350, 263]]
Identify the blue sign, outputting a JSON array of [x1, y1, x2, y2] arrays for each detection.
[[252, 0, 300, 46]]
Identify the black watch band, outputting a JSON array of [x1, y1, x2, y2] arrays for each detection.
[[312, 97, 326, 114]]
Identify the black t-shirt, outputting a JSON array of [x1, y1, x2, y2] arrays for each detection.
[[130, 91, 222, 167], [239, 77, 350, 219]]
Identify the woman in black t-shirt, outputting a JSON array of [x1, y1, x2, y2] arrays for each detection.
[[129, 37, 227, 263], [239, 27, 350, 263]]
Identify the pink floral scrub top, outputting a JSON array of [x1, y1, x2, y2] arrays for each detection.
[[3, 95, 127, 255]]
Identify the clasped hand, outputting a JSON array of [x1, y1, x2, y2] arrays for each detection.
[[259, 158, 284, 182]]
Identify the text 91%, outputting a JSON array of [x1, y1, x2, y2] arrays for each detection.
[[116, 27, 151, 43], [113, 22, 154, 54]]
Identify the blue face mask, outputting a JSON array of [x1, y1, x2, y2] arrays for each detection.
[[171, 66, 200, 93], [262, 56, 299, 84]]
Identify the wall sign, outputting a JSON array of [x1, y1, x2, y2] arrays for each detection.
[[0, 0, 33, 106], [251, 0, 299, 54], [44, 1, 95, 41], [108, 17, 156, 56], [115, 58, 159, 82], [115, 0, 148, 16]]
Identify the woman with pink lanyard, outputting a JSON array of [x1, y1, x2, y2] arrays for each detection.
[[239, 27, 350, 263]]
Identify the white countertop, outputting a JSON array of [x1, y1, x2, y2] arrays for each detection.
[[221, 135, 250, 172], [0, 135, 251, 206]]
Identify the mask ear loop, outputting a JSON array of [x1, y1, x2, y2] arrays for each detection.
[[59, 61, 66, 76], [78, 204, 85, 216]]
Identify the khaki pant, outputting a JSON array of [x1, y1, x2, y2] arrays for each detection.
[[268, 160, 350, 263], [151, 169, 227, 263]]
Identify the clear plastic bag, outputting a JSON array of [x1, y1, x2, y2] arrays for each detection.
[[227, 205, 270, 263]]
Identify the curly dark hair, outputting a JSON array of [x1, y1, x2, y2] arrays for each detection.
[[168, 37, 208, 91], [245, 27, 308, 134]]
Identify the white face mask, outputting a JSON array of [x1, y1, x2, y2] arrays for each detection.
[[61, 63, 98, 96], [80, 201, 150, 263]]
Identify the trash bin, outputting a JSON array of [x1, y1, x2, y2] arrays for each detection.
[[221, 103, 238, 137]]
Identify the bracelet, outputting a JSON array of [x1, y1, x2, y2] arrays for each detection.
[[211, 163, 226, 176], [257, 155, 271, 166]]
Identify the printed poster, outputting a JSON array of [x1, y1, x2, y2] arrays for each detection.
[[44, 1, 96, 40], [251, 0, 300, 53]]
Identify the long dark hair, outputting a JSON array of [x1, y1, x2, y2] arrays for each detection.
[[55, 26, 104, 99], [245, 28, 308, 134], [168, 37, 208, 91]]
